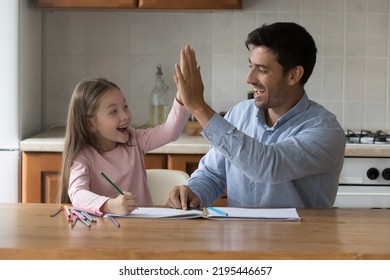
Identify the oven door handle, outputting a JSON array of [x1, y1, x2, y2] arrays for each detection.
[[339, 176, 364, 184]]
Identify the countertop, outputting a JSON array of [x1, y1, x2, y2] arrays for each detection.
[[1, 203, 390, 260], [20, 126, 211, 154], [20, 126, 390, 157]]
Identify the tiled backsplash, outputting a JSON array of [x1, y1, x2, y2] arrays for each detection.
[[43, 0, 390, 130]]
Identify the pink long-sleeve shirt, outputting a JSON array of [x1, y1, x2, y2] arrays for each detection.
[[68, 100, 189, 212]]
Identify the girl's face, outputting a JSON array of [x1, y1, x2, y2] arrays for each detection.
[[89, 89, 132, 152]]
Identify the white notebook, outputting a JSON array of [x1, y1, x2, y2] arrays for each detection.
[[106, 207, 300, 221]]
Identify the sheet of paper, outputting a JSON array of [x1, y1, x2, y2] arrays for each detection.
[[105, 207, 300, 221], [205, 207, 300, 220], [106, 207, 202, 219]]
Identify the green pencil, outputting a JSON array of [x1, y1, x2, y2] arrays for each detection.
[[100, 171, 124, 195]]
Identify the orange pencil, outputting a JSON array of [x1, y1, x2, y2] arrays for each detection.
[[62, 207, 71, 223], [63, 205, 71, 221]]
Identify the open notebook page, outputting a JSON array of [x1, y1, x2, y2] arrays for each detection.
[[105, 207, 300, 220]]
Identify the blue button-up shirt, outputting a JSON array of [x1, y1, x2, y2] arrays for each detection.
[[187, 93, 346, 208]]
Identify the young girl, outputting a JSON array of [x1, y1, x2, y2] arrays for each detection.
[[58, 78, 188, 215]]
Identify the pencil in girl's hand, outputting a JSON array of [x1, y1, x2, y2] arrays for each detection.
[[100, 171, 124, 195], [100, 171, 138, 210]]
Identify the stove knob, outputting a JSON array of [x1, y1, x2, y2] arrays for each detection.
[[367, 168, 379, 180], [382, 168, 390, 180]]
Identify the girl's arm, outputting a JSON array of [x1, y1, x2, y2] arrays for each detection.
[[136, 92, 189, 152]]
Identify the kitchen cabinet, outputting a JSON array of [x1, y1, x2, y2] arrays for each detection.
[[22, 152, 200, 203], [22, 152, 62, 203], [22, 152, 167, 203], [20, 127, 213, 203], [36, 0, 241, 9], [167, 154, 227, 206], [138, 0, 241, 9], [36, 0, 138, 9], [144, 154, 167, 169], [22, 151, 227, 206], [167, 154, 203, 175]]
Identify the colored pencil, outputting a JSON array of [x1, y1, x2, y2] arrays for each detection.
[[80, 211, 97, 223], [100, 171, 138, 210], [50, 206, 63, 217], [71, 214, 78, 228], [71, 209, 87, 220], [108, 216, 120, 227], [63, 205, 71, 220], [63, 207, 71, 223], [207, 207, 229, 216], [73, 212, 91, 228], [100, 171, 124, 195], [72, 206, 103, 217]]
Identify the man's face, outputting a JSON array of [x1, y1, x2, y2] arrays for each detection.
[[246, 45, 293, 116]]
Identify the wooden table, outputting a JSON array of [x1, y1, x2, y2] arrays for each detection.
[[0, 203, 389, 260]]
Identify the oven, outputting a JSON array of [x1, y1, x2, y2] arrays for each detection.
[[333, 130, 390, 208]]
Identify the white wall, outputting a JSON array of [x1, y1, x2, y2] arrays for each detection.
[[41, 0, 390, 131], [0, 0, 19, 147], [20, 0, 42, 139]]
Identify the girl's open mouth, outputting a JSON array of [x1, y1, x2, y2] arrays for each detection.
[[117, 126, 128, 133]]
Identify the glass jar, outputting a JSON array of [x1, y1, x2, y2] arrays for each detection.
[[148, 64, 169, 126]]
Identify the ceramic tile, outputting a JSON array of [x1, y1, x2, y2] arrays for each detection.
[[278, 0, 301, 13], [367, 0, 388, 13], [365, 102, 386, 129], [346, 0, 367, 13], [367, 15, 388, 36], [367, 36, 388, 58], [345, 35, 366, 57], [366, 59, 387, 80], [255, 0, 278, 12], [41, 0, 390, 129], [365, 80, 387, 103], [344, 79, 365, 102], [302, 0, 324, 13], [324, 0, 345, 13]]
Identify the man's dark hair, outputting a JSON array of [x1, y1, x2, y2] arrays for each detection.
[[245, 22, 317, 85]]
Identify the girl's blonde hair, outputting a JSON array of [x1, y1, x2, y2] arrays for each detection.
[[57, 78, 122, 203]]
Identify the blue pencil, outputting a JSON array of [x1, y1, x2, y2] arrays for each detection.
[[207, 207, 228, 216]]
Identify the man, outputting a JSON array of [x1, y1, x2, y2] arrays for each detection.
[[169, 22, 346, 209]]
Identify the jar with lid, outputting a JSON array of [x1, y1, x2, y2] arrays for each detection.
[[148, 64, 169, 126]]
